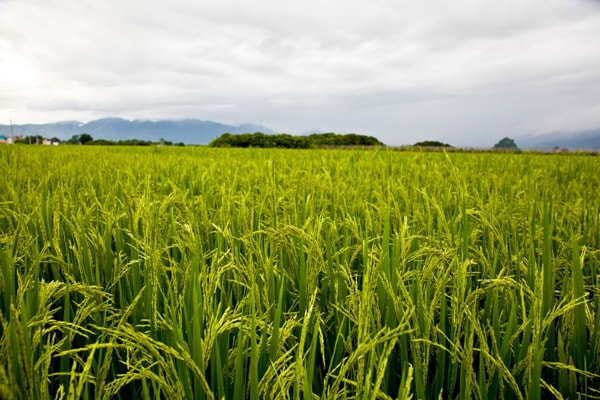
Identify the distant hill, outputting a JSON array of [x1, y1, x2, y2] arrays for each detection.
[[517, 128, 600, 150], [0, 118, 275, 145]]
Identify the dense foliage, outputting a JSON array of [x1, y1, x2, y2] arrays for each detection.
[[209, 132, 384, 148], [413, 140, 452, 147], [88, 139, 185, 146], [494, 137, 519, 150], [63, 134, 185, 146], [0, 146, 599, 399]]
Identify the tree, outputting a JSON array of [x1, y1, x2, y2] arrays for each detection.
[[67, 133, 94, 144], [67, 134, 81, 144], [209, 132, 384, 148], [79, 133, 94, 144], [16, 135, 44, 144], [493, 137, 519, 150], [414, 140, 451, 147]]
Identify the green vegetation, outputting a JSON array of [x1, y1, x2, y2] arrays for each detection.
[[0, 145, 599, 399], [209, 132, 384, 148], [414, 140, 452, 147], [494, 137, 519, 150], [64, 134, 185, 146], [13, 135, 53, 145]]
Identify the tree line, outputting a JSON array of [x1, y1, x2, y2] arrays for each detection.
[[67, 134, 185, 146], [209, 132, 384, 148], [14, 133, 185, 146]]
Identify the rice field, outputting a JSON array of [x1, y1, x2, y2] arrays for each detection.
[[0, 145, 599, 399]]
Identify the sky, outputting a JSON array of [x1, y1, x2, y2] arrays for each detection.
[[1, 0, 600, 146]]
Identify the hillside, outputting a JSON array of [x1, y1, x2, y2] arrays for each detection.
[[517, 128, 600, 150], [0, 118, 275, 145]]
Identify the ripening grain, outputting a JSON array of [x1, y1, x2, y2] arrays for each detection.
[[0, 145, 599, 399]]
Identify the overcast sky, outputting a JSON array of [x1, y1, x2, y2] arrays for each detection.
[[1, 0, 600, 145]]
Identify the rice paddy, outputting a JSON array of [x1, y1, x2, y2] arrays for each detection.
[[0, 145, 599, 399]]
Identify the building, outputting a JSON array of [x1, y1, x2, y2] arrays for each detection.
[[0, 135, 24, 144]]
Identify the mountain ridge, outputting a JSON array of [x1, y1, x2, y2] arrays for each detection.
[[516, 128, 600, 150], [0, 118, 276, 144], [2, 118, 600, 149]]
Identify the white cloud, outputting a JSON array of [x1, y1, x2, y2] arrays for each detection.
[[1, 0, 600, 144]]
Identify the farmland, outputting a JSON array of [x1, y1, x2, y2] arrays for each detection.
[[0, 145, 599, 399]]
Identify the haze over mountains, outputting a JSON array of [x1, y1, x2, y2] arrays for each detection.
[[1, 118, 599, 149], [515, 129, 600, 151], [0, 118, 275, 145]]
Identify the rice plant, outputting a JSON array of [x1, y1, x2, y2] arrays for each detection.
[[0, 145, 598, 399]]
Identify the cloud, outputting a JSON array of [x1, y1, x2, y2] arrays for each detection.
[[1, 0, 600, 144]]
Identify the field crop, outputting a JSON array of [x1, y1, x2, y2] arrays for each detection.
[[0, 145, 599, 399]]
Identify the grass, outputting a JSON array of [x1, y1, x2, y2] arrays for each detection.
[[0, 145, 599, 399]]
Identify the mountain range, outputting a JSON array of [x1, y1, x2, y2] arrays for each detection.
[[1, 118, 599, 149], [515, 128, 600, 150], [0, 118, 275, 145]]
